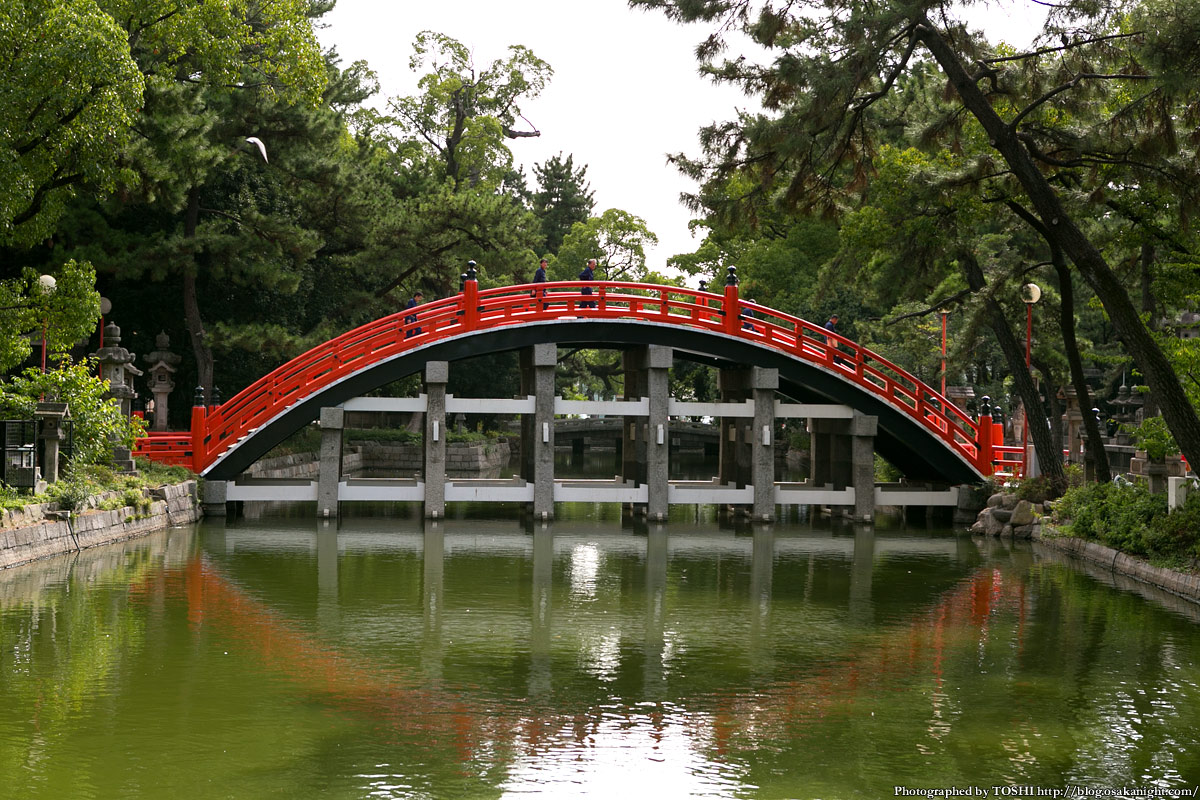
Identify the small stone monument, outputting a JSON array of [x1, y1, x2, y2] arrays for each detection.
[[144, 331, 181, 431]]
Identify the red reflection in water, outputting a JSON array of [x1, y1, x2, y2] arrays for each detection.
[[131, 555, 1026, 768]]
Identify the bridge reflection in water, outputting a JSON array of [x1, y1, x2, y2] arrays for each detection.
[[6, 513, 1200, 796]]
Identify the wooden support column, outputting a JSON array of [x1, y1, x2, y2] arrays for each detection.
[[423, 361, 448, 518]]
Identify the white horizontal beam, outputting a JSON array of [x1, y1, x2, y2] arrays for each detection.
[[446, 395, 536, 414], [555, 398, 649, 416], [774, 485, 856, 505], [339, 479, 424, 502], [875, 487, 960, 506], [668, 399, 755, 418], [445, 480, 535, 502], [342, 396, 427, 412], [555, 480, 648, 503], [668, 482, 754, 504], [225, 480, 317, 502], [774, 402, 855, 419]]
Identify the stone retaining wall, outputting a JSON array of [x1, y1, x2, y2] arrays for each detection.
[[0, 481, 200, 571], [1035, 529, 1200, 603]]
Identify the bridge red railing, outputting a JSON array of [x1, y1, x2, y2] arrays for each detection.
[[135, 275, 992, 476]]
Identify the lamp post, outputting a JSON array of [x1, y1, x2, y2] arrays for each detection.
[[1020, 282, 1042, 478], [98, 297, 112, 378], [940, 309, 949, 397], [37, 274, 56, 374]]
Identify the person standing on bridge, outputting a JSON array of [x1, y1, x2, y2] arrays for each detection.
[[823, 314, 849, 366], [579, 258, 597, 309], [533, 258, 548, 310], [404, 290, 424, 338]]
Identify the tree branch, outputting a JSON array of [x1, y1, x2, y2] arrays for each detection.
[[1010, 73, 1153, 131], [981, 31, 1143, 65]]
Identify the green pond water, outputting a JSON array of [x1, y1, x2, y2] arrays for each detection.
[[1, 504, 1199, 798]]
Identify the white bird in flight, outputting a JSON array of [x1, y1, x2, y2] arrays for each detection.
[[245, 136, 268, 163]]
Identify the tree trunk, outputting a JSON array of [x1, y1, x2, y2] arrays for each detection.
[[182, 188, 214, 401], [1055, 259, 1111, 482], [960, 252, 1067, 491], [917, 21, 1200, 476]]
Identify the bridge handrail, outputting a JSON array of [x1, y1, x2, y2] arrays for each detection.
[[144, 279, 982, 474]]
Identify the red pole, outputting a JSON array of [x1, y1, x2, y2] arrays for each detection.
[[463, 261, 479, 330], [722, 266, 740, 337], [977, 396, 994, 476], [190, 387, 207, 473]]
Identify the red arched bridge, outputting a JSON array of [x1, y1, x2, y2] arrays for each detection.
[[136, 275, 1005, 483]]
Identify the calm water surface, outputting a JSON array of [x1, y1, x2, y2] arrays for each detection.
[[2, 504, 1199, 798]]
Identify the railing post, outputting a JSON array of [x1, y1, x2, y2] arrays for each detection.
[[190, 385, 207, 474], [463, 260, 479, 330], [976, 395, 994, 476], [723, 266, 740, 336]]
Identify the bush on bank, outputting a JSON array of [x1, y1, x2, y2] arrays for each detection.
[[0, 459, 196, 513], [1052, 482, 1200, 570]]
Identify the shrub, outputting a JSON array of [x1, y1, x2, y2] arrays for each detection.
[[1124, 416, 1179, 461], [1144, 492, 1200, 567], [1053, 481, 1167, 556], [0, 360, 144, 466]]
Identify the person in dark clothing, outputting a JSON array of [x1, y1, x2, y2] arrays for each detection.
[[532, 258, 548, 309], [579, 258, 597, 309], [823, 314, 849, 365], [742, 298, 760, 332], [404, 291, 424, 338]]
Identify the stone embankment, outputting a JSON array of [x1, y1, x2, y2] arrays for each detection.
[[969, 490, 1200, 604], [1, 481, 201, 570], [968, 492, 1046, 539]]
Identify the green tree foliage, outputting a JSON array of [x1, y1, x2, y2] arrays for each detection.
[[634, 0, 1200, 477], [387, 30, 552, 189], [0, 0, 143, 247], [553, 209, 659, 282], [0, 361, 144, 465], [0, 261, 101, 373], [532, 153, 595, 256]]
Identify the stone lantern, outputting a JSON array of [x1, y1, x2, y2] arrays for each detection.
[[92, 322, 143, 417], [34, 401, 69, 485], [91, 322, 143, 472], [144, 331, 181, 431]]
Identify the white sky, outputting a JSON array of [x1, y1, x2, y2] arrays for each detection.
[[315, 1, 1044, 277]]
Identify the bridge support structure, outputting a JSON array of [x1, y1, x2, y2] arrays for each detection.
[[621, 345, 671, 522], [520, 344, 557, 520], [424, 361, 449, 518], [318, 406, 344, 518], [717, 366, 779, 522], [809, 412, 878, 522]]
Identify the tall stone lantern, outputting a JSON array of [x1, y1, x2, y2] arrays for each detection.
[[92, 322, 143, 417], [144, 331, 181, 431]]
